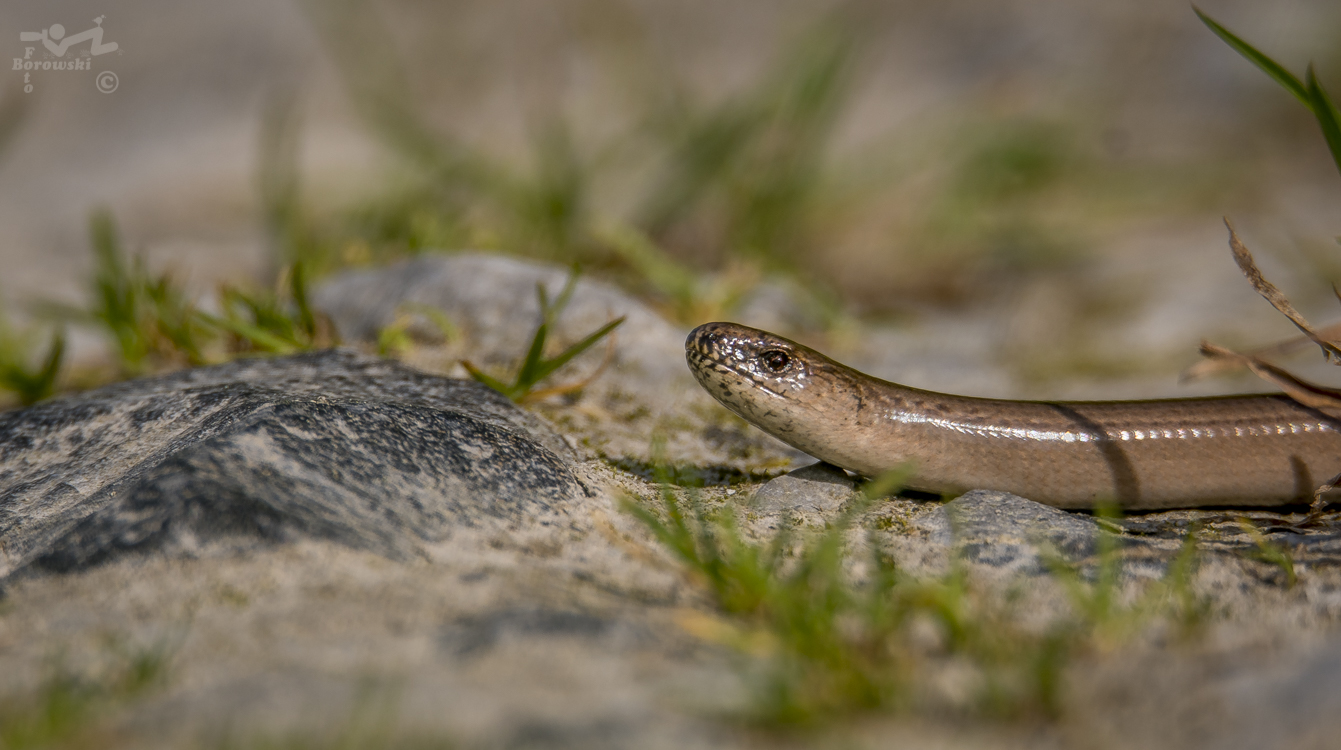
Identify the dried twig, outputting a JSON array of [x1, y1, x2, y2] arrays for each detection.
[[1195, 341, 1341, 409], [1225, 219, 1341, 360], [1182, 322, 1341, 381]]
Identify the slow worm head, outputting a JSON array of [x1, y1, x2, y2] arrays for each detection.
[[686, 321, 1341, 510]]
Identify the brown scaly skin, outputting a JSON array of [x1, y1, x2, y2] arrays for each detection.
[[686, 321, 1341, 509]]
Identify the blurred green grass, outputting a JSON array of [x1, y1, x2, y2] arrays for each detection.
[[0, 3, 1334, 401], [294, 0, 1269, 317], [623, 466, 1207, 724], [0, 307, 63, 407], [0, 639, 172, 750]]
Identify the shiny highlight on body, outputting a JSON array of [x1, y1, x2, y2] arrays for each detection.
[[686, 322, 1341, 509]]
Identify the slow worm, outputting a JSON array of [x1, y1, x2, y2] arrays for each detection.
[[685, 321, 1341, 509]]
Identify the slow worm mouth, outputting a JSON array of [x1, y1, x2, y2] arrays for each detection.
[[685, 348, 743, 381]]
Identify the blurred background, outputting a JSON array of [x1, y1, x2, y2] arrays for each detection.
[[2, 0, 1340, 401]]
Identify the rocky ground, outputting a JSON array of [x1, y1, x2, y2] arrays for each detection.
[[6, 2, 1341, 747], [4, 254, 1341, 750]]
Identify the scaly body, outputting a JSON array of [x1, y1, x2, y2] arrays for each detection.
[[685, 322, 1341, 509]]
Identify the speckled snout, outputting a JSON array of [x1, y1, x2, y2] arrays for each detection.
[[685, 322, 747, 362]]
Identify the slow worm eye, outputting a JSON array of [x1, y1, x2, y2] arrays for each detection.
[[760, 349, 791, 373]]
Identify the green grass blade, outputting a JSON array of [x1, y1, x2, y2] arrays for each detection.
[[1305, 66, 1341, 178], [460, 360, 518, 399], [658, 491, 700, 566], [0, 305, 48, 397], [1238, 518, 1296, 588], [1163, 529, 1209, 634], [88, 210, 149, 370], [630, 493, 700, 570], [289, 262, 318, 339], [535, 281, 551, 319], [0, 328, 64, 406], [144, 276, 209, 365], [645, 440, 707, 569], [1194, 7, 1308, 106], [619, 495, 669, 542], [526, 270, 583, 386], [688, 493, 728, 593], [403, 303, 459, 342], [860, 463, 915, 500], [378, 304, 459, 357], [551, 268, 580, 321], [376, 318, 412, 358], [197, 311, 299, 354], [514, 320, 551, 389], [32, 330, 65, 403], [527, 316, 624, 385]]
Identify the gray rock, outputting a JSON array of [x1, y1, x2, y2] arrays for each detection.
[[917, 490, 1104, 574], [313, 253, 692, 398], [0, 349, 586, 579], [750, 461, 856, 514]]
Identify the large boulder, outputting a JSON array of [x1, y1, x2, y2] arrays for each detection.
[[0, 349, 588, 580]]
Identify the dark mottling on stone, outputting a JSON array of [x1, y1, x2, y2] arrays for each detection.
[[444, 607, 621, 657], [917, 490, 1111, 576], [129, 403, 168, 428], [0, 349, 584, 580], [502, 718, 637, 750]]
